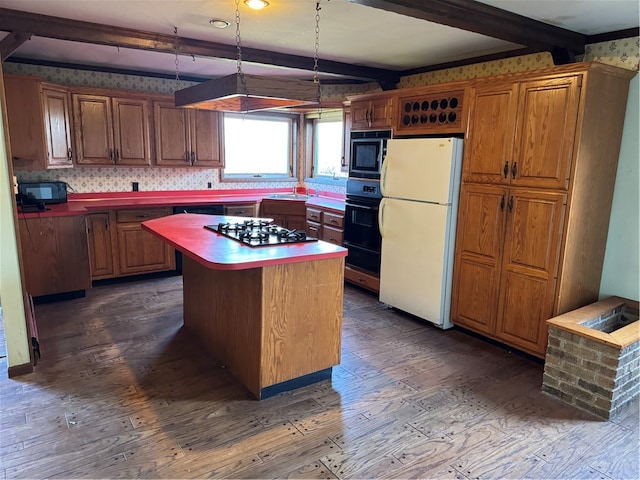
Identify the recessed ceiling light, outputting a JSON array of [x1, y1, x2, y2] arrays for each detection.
[[209, 19, 231, 29], [244, 0, 269, 10]]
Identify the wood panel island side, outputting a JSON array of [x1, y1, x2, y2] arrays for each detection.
[[142, 213, 348, 399]]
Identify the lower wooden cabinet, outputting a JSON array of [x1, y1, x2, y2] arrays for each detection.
[[306, 206, 344, 246], [115, 208, 175, 275], [451, 184, 567, 357], [260, 199, 306, 230], [86, 208, 175, 280], [19, 215, 91, 296]]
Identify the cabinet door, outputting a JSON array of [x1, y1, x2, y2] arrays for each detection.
[[496, 189, 567, 356], [350, 100, 370, 129], [153, 102, 191, 166], [511, 76, 581, 190], [190, 109, 223, 167], [41, 85, 74, 168], [86, 213, 115, 279], [73, 94, 114, 165], [307, 221, 321, 239], [116, 223, 175, 275], [19, 216, 91, 296], [451, 184, 507, 334], [4, 75, 47, 171], [112, 97, 152, 166], [462, 83, 518, 184], [370, 97, 393, 128]]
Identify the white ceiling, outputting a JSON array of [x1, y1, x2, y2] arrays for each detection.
[[0, 0, 638, 81]]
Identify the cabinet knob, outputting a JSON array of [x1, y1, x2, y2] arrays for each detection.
[[67, 148, 73, 161]]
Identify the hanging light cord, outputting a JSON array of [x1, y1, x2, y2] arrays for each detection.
[[173, 26, 180, 91], [314, 2, 322, 115]]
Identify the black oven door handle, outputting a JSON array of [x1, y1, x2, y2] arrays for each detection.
[[345, 202, 378, 210]]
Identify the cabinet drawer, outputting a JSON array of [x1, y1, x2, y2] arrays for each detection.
[[306, 207, 322, 222], [116, 207, 171, 223], [322, 225, 343, 246], [261, 199, 306, 216], [323, 211, 344, 229], [344, 265, 380, 293], [225, 203, 257, 217]]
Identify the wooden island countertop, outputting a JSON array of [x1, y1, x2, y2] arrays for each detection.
[[142, 213, 347, 399]]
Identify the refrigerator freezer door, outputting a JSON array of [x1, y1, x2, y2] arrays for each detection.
[[381, 137, 462, 204], [379, 197, 455, 328]]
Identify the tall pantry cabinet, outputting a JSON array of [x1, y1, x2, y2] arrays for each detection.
[[451, 62, 635, 358]]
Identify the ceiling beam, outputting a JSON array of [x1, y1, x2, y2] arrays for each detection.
[[0, 31, 32, 61], [347, 0, 587, 55], [0, 8, 400, 84]]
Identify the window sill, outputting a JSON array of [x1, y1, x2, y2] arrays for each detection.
[[304, 176, 347, 186]]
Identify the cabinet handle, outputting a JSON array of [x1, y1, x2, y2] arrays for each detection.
[[329, 236, 336, 242], [329, 218, 337, 224], [357, 277, 366, 283], [508, 196, 514, 213], [503, 162, 509, 178], [109, 148, 114, 161], [105, 219, 109, 230], [67, 148, 73, 161], [115, 149, 119, 161], [511, 162, 518, 178], [185, 151, 190, 163], [500, 195, 505, 211], [136, 214, 151, 218], [191, 151, 196, 164]]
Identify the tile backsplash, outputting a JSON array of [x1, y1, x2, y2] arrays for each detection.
[[5, 35, 638, 195]]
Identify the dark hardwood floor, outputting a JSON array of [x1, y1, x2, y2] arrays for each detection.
[[1, 276, 638, 479]]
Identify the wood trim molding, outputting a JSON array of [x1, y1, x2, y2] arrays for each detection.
[[0, 31, 32, 61], [8, 362, 34, 378]]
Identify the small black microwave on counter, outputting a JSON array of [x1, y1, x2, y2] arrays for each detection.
[[17, 181, 68, 206]]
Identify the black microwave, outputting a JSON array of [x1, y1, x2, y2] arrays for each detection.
[[349, 130, 392, 179], [18, 181, 68, 205]]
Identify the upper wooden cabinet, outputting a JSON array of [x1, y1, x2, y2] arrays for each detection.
[[153, 101, 223, 168], [452, 63, 635, 358], [4, 75, 74, 171], [72, 93, 152, 166], [463, 75, 581, 190], [350, 95, 394, 130], [395, 85, 467, 135]]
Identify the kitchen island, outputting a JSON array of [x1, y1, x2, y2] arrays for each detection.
[[142, 213, 347, 399]]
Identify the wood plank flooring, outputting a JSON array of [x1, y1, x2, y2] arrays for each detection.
[[1, 276, 638, 479]]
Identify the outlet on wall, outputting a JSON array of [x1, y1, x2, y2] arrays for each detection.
[[132, 182, 139, 192], [207, 182, 212, 189]]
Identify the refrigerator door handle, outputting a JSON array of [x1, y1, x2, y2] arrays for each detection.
[[380, 155, 390, 196], [378, 198, 386, 236]]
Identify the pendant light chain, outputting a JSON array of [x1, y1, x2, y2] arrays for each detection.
[[234, 0, 248, 96], [173, 26, 180, 91], [314, 2, 322, 116]]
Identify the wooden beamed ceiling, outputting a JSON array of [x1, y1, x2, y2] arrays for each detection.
[[0, 1, 590, 86]]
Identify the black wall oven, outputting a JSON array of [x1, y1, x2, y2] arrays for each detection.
[[349, 130, 391, 179], [344, 179, 382, 274]]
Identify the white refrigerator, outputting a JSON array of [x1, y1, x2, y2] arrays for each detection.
[[379, 137, 463, 329]]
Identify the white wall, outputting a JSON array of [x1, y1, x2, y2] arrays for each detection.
[[0, 66, 31, 369], [599, 75, 640, 301]]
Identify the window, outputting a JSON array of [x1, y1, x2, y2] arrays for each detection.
[[222, 112, 296, 180], [309, 111, 346, 180]]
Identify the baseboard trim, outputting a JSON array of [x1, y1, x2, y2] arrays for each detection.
[[8, 362, 33, 378]]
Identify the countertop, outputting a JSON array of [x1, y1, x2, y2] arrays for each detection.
[[15, 188, 345, 219], [142, 213, 347, 271]]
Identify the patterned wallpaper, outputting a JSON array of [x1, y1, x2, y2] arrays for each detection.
[[4, 36, 638, 194]]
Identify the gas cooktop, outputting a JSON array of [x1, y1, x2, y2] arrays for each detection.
[[205, 220, 318, 247]]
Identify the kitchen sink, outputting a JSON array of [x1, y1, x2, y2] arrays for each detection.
[[267, 193, 311, 200]]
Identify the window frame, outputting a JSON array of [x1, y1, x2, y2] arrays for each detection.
[[304, 109, 347, 184], [219, 111, 299, 183]]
